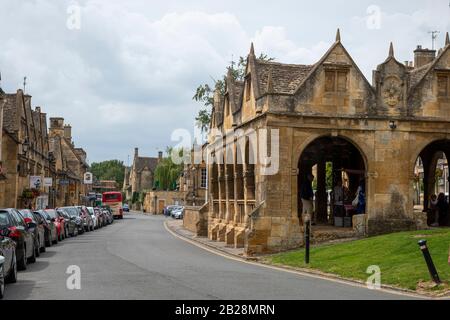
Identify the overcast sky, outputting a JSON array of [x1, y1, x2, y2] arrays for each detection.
[[0, 0, 449, 164]]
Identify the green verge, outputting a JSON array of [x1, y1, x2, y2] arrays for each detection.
[[266, 229, 450, 291]]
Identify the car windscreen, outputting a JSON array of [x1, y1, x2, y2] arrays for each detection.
[[19, 209, 34, 219], [62, 207, 79, 217], [45, 210, 57, 218], [0, 211, 10, 227]]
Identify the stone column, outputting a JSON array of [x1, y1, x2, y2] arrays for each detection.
[[316, 160, 328, 224]]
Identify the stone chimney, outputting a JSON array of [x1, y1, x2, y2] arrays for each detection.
[[49, 117, 64, 137], [414, 45, 436, 68], [134, 147, 139, 159], [158, 151, 163, 161], [64, 124, 72, 142], [35, 106, 41, 113]]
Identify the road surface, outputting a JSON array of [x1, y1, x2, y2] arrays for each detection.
[[4, 212, 412, 300]]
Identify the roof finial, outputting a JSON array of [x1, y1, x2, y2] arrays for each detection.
[[446, 32, 450, 46], [250, 42, 255, 56], [335, 28, 341, 42], [389, 42, 394, 57]]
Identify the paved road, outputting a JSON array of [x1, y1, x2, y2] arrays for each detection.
[[4, 212, 412, 300]]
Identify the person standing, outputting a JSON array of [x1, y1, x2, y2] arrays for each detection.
[[333, 180, 345, 219], [355, 178, 366, 215], [301, 174, 315, 224], [437, 193, 449, 226]]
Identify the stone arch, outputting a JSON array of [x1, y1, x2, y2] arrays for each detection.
[[294, 133, 369, 225], [412, 139, 450, 226]]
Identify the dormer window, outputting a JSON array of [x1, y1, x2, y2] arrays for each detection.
[[324, 65, 350, 93]]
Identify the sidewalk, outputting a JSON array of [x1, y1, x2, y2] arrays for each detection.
[[165, 219, 247, 258]]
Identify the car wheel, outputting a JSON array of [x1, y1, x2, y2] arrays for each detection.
[[17, 247, 27, 271], [6, 253, 17, 284], [35, 238, 40, 257], [28, 243, 36, 264], [0, 265, 5, 299]]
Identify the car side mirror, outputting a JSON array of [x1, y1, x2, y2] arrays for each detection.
[[0, 228, 10, 237], [27, 222, 37, 229]]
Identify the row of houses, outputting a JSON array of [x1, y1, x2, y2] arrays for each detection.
[[0, 86, 90, 210]]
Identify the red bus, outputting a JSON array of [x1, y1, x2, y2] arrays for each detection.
[[102, 192, 123, 219]]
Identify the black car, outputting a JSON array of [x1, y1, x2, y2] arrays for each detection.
[[58, 208, 79, 237], [60, 207, 83, 235], [35, 210, 57, 246], [19, 209, 45, 256], [0, 209, 36, 270], [0, 228, 18, 299]]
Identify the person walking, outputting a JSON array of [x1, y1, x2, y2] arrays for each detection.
[[301, 174, 315, 225], [429, 194, 439, 227]]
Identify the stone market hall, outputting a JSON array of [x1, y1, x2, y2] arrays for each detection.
[[205, 29, 450, 255]]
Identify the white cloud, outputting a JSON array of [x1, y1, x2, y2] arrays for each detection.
[[0, 0, 448, 162]]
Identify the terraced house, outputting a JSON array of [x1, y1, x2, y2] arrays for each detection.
[[206, 30, 450, 255], [0, 88, 55, 209]]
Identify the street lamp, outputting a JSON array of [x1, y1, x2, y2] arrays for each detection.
[[22, 138, 30, 156]]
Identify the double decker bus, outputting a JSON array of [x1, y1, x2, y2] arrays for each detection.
[[102, 192, 124, 219]]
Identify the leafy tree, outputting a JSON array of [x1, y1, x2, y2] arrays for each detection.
[[153, 148, 183, 191], [90, 160, 125, 186], [193, 53, 274, 131]]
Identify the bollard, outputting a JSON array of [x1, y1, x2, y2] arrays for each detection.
[[418, 240, 441, 285], [305, 219, 311, 264]]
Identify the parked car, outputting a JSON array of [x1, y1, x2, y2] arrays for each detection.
[[102, 208, 113, 225], [0, 229, 18, 299], [60, 207, 83, 235], [0, 209, 36, 270], [19, 209, 45, 256], [30, 211, 46, 253], [165, 205, 182, 217], [44, 209, 63, 242], [123, 203, 130, 212], [77, 206, 94, 232], [94, 207, 105, 228], [35, 210, 58, 246], [86, 207, 98, 229], [171, 207, 184, 220], [58, 209, 78, 237]]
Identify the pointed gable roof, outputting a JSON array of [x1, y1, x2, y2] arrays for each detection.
[[293, 31, 375, 96], [408, 44, 450, 97]]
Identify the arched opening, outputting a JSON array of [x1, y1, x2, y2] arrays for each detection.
[[415, 140, 450, 227], [298, 136, 367, 227]]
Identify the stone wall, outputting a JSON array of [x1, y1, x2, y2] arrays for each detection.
[[183, 204, 208, 236], [143, 190, 185, 214]]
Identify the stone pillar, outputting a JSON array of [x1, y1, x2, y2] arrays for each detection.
[[316, 160, 328, 223]]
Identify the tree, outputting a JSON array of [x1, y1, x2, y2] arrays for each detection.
[[153, 148, 183, 191], [90, 160, 125, 186], [193, 53, 274, 131]]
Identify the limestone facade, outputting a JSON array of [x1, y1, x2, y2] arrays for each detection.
[[206, 30, 450, 255], [0, 87, 89, 209]]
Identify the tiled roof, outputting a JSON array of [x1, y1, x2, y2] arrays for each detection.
[[134, 156, 159, 173], [255, 60, 315, 95], [408, 63, 432, 90], [3, 94, 19, 133]]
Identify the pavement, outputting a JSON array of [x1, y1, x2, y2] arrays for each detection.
[[4, 211, 417, 300]]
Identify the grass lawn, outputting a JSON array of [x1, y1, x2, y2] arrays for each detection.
[[265, 228, 450, 291]]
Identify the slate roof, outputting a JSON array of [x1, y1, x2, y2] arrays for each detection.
[[255, 60, 315, 95], [134, 156, 159, 173], [408, 62, 432, 90], [3, 93, 19, 133]]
